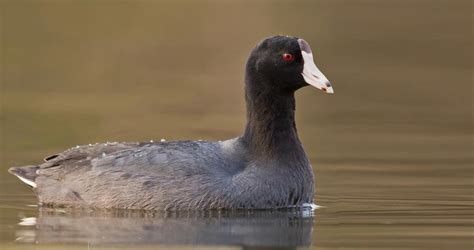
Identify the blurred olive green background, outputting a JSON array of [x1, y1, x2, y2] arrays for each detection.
[[0, 0, 472, 249]]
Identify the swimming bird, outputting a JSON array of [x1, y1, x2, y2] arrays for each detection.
[[9, 36, 333, 210]]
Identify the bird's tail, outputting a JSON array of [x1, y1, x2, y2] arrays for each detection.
[[8, 165, 39, 188]]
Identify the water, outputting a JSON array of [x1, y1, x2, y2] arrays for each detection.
[[0, 0, 472, 249]]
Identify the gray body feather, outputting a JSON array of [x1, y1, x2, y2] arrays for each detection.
[[9, 138, 314, 210]]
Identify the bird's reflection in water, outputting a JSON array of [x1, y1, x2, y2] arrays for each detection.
[[16, 207, 315, 249]]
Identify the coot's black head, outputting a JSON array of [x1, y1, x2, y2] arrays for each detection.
[[245, 35, 334, 94]]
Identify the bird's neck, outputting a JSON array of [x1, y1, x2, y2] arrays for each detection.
[[241, 83, 306, 162]]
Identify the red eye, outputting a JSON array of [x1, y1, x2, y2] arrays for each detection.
[[282, 53, 294, 62]]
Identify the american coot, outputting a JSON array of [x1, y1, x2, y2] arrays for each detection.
[[9, 36, 333, 210]]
